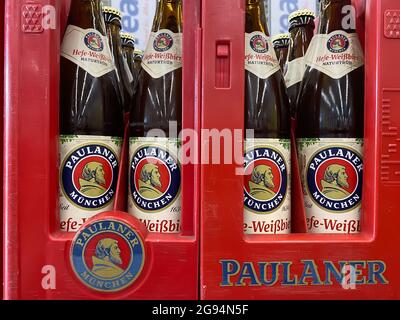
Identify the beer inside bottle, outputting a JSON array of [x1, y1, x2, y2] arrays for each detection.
[[285, 9, 315, 118], [272, 34, 290, 73], [103, 6, 134, 114], [128, 0, 183, 234], [244, 0, 291, 235], [59, 0, 124, 232], [296, 0, 365, 234]]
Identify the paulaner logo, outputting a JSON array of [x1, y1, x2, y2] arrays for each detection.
[[130, 145, 181, 212], [70, 219, 145, 292], [61, 143, 119, 210], [84, 32, 104, 52], [327, 34, 350, 53], [306, 146, 363, 212], [250, 34, 269, 54], [153, 32, 174, 52], [244, 147, 288, 213]]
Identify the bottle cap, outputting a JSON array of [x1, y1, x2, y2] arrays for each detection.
[[120, 32, 135, 47], [288, 9, 316, 22], [102, 6, 122, 22], [134, 49, 144, 57], [272, 34, 290, 47]]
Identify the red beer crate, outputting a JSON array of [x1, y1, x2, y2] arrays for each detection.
[[3, 0, 201, 299], [200, 0, 400, 299]]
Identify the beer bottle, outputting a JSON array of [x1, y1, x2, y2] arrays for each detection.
[[296, 0, 364, 234], [285, 9, 315, 118], [244, 0, 291, 235], [272, 33, 290, 72], [103, 6, 134, 114], [120, 32, 136, 77], [59, 0, 124, 232], [133, 49, 144, 73], [128, 0, 183, 234], [121, 32, 141, 96]]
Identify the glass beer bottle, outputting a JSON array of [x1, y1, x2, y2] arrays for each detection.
[[103, 6, 134, 114], [133, 49, 144, 76], [128, 0, 183, 234], [272, 33, 290, 72], [244, 0, 291, 235], [59, 0, 124, 232], [296, 0, 364, 234], [285, 9, 315, 118], [120, 32, 136, 79]]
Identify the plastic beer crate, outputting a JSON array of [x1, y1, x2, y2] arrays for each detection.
[[3, 0, 201, 300], [200, 0, 400, 299]]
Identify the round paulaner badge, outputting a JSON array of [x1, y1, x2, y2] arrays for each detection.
[[306, 145, 363, 213], [70, 219, 145, 293]]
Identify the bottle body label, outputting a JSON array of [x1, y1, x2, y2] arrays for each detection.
[[305, 30, 364, 79], [142, 30, 182, 79], [61, 25, 115, 78], [244, 139, 291, 234], [59, 135, 122, 232], [245, 31, 280, 79], [297, 138, 364, 234], [285, 57, 306, 88], [128, 137, 181, 233]]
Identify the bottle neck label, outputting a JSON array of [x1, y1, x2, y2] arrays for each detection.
[[141, 30, 183, 79], [59, 135, 123, 232], [245, 31, 280, 79], [244, 139, 291, 235], [61, 25, 115, 78], [297, 138, 364, 234], [128, 137, 182, 234], [285, 56, 306, 88], [305, 30, 364, 79]]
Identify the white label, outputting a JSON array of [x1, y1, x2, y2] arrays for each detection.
[[59, 135, 122, 232], [244, 139, 291, 234], [141, 30, 182, 79], [128, 137, 181, 233], [297, 138, 364, 234], [304, 31, 364, 79], [285, 57, 306, 88], [61, 25, 115, 78], [245, 31, 281, 79]]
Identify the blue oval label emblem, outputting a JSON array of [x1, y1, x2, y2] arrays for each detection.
[[153, 32, 174, 52], [306, 146, 363, 213], [70, 219, 145, 292], [327, 34, 350, 53], [244, 147, 288, 214], [250, 34, 269, 54], [84, 32, 104, 52], [61, 143, 119, 210], [130, 145, 181, 213]]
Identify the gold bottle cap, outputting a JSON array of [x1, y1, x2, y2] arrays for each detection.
[[288, 9, 316, 22], [102, 6, 122, 19], [272, 33, 290, 43], [120, 32, 135, 41], [134, 49, 143, 56]]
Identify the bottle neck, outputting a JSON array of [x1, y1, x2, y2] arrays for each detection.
[[289, 25, 315, 61], [68, 0, 106, 34], [245, 0, 269, 34], [105, 22, 123, 60], [318, 0, 355, 34], [152, 0, 183, 33]]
